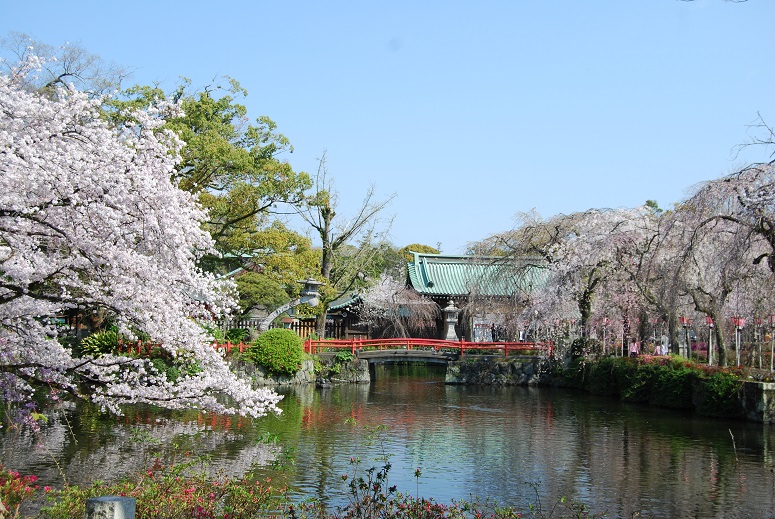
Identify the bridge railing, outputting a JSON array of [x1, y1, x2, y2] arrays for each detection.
[[125, 339, 552, 360], [303, 338, 553, 357]]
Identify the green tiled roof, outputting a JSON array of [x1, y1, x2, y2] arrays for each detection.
[[328, 293, 361, 311], [407, 252, 547, 298]]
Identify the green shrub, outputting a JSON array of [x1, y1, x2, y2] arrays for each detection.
[[585, 356, 621, 395], [559, 354, 738, 415], [619, 362, 658, 403], [695, 371, 745, 418], [334, 351, 355, 363], [555, 356, 587, 388], [202, 324, 225, 342], [246, 328, 304, 376], [650, 360, 696, 409], [79, 328, 119, 357], [584, 357, 659, 402]]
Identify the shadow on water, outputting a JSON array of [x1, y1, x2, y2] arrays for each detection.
[[3, 362, 775, 518]]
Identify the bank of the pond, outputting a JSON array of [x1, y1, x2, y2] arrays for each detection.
[[445, 355, 554, 386], [446, 353, 775, 424], [582, 356, 775, 424]]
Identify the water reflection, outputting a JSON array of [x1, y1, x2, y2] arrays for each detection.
[[3, 363, 775, 518], [1, 403, 279, 490]]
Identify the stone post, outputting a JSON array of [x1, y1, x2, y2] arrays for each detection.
[[443, 299, 460, 341], [85, 496, 136, 519]]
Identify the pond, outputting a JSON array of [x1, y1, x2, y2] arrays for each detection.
[[3, 363, 775, 518]]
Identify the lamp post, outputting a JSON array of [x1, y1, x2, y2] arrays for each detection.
[[769, 315, 775, 372], [259, 279, 324, 333], [679, 316, 692, 360], [705, 316, 714, 366], [754, 318, 765, 369], [731, 317, 746, 367]]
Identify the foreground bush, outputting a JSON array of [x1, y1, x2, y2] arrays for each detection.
[[41, 459, 282, 519], [78, 328, 121, 357], [6, 458, 606, 519], [245, 328, 305, 377], [0, 465, 43, 519]]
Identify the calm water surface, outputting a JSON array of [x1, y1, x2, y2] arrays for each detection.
[[3, 363, 775, 518]]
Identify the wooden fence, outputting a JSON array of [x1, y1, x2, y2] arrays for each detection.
[[216, 318, 346, 339]]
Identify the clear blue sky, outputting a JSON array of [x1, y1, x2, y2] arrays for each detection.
[[3, 1, 773, 253]]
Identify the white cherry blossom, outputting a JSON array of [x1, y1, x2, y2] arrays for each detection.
[[0, 59, 281, 426]]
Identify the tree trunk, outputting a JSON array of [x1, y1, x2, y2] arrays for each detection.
[[715, 326, 728, 367], [579, 290, 592, 338], [668, 315, 680, 355], [314, 313, 326, 339], [315, 208, 334, 338]]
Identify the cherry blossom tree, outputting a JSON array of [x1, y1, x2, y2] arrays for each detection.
[[357, 274, 439, 338], [0, 58, 282, 428], [689, 162, 775, 273], [1, 32, 129, 98], [670, 161, 775, 365], [482, 207, 659, 336]]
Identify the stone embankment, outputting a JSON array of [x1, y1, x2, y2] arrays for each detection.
[[444, 356, 555, 385], [740, 381, 775, 423], [231, 358, 369, 387], [316, 358, 370, 386]]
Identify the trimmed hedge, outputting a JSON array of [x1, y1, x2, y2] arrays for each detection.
[[245, 328, 305, 376]]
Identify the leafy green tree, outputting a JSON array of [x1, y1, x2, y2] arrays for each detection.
[[398, 243, 440, 262], [367, 242, 407, 280], [234, 273, 290, 316], [108, 79, 311, 263], [219, 221, 320, 316], [247, 221, 320, 285]]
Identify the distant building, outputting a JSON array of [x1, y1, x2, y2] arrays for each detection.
[[405, 252, 548, 341]]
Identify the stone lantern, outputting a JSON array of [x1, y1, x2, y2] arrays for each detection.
[[259, 278, 324, 332], [443, 299, 460, 341]]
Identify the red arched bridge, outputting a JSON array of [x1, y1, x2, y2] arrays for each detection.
[[301, 338, 554, 363], [123, 338, 552, 363]]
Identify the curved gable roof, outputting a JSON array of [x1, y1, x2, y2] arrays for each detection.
[[407, 252, 547, 298]]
